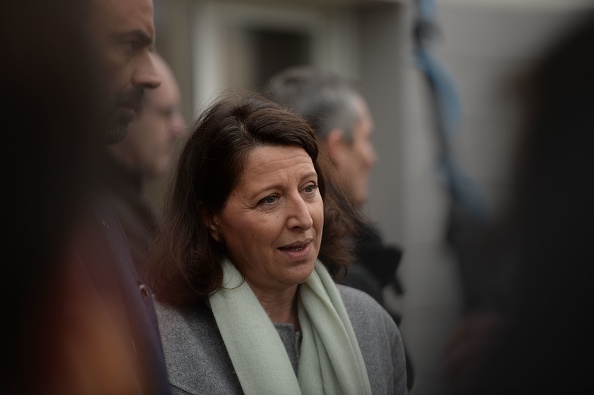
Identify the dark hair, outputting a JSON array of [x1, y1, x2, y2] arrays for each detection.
[[266, 66, 361, 142], [147, 89, 361, 306]]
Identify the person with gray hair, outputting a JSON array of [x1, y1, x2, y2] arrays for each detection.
[[267, 65, 413, 390], [269, 68, 361, 139]]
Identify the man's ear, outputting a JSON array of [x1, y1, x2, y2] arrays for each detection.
[[324, 128, 347, 165]]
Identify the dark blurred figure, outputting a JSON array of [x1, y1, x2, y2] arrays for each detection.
[[267, 66, 413, 390], [102, 52, 186, 275], [2, 0, 103, 392], [444, 10, 594, 395], [2, 0, 172, 394]]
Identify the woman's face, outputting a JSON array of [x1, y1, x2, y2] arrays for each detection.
[[212, 145, 324, 294]]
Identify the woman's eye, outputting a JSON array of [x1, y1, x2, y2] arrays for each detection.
[[259, 195, 279, 205], [303, 183, 318, 194]]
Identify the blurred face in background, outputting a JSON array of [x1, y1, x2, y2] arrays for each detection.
[[331, 94, 377, 207], [112, 53, 186, 178], [90, 0, 161, 143]]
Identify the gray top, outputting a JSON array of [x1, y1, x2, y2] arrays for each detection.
[[155, 284, 408, 395]]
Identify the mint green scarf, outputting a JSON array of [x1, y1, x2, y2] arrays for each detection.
[[209, 259, 372, 395]]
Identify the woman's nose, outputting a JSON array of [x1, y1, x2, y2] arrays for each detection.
[[286, 195, 313, 230]]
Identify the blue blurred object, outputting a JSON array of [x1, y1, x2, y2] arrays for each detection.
[[412, 0, 489, 225]]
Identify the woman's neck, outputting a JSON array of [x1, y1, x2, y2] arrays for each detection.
[[250, 283, 300, 330]]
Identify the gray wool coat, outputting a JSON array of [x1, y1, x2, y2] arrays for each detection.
[[155, 284, 408, 395]]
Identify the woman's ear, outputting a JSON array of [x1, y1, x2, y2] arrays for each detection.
[[200, 204, 221, 242], [208, 222, 221, 242]]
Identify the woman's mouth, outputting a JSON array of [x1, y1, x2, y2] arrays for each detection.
[[279, 240, 312, 261]]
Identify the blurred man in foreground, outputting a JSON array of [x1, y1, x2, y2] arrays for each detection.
[[5, 0, 174, 393]]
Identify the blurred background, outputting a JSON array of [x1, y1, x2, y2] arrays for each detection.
[[148, 0, 594, 393]]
